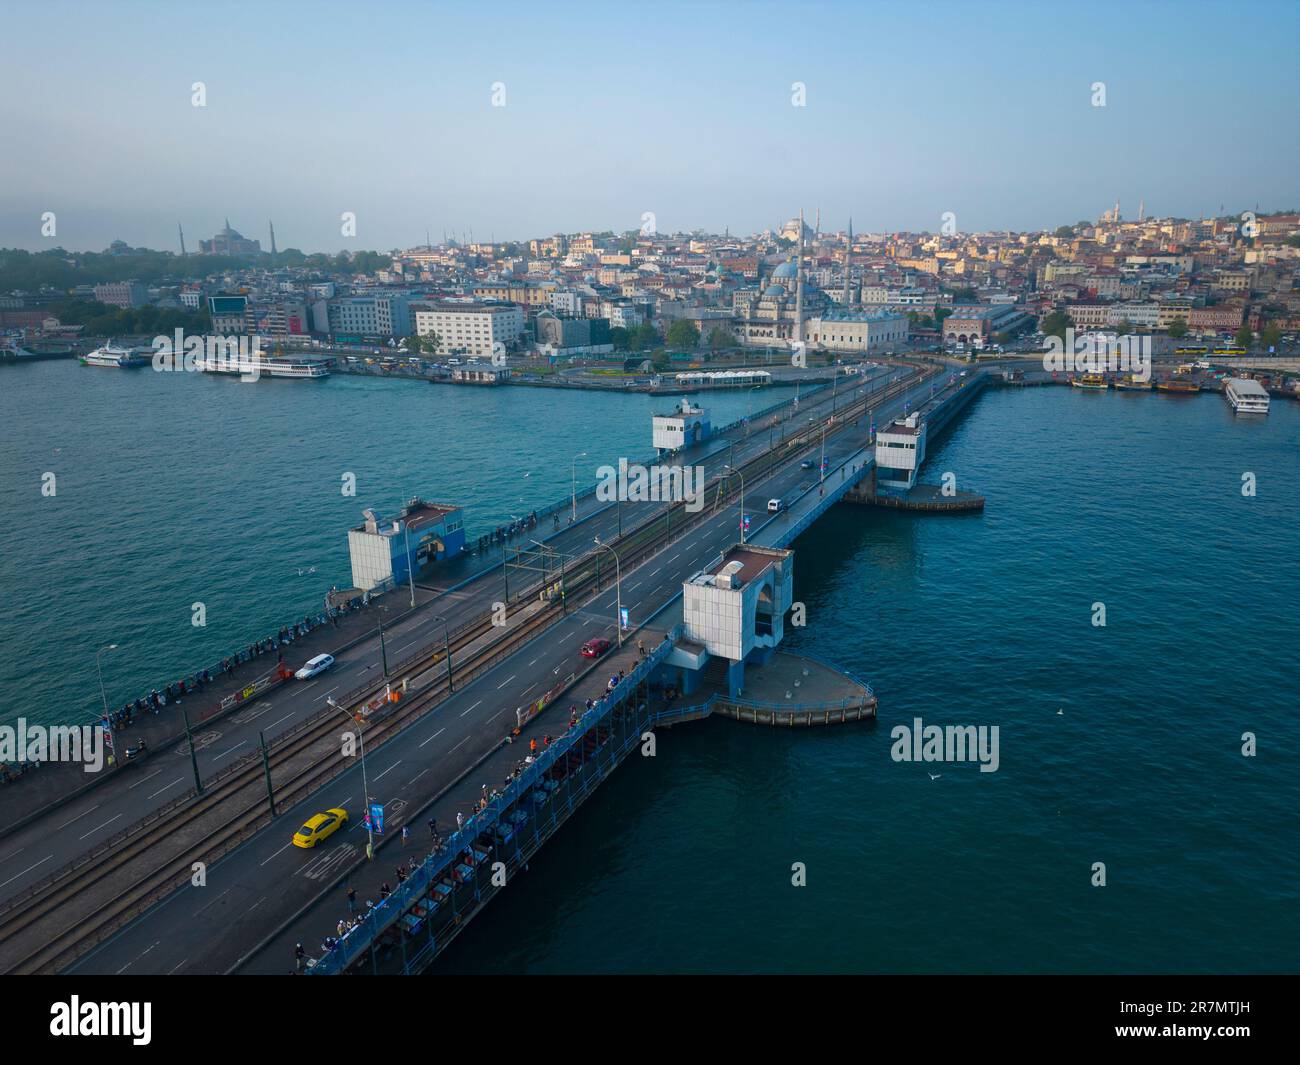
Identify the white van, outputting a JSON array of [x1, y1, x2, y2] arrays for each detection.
[[295, 653, 335, 680], [767, 498, 784, 513]]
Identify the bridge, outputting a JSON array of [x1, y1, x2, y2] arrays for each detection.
[[0, 359, 989, 975]]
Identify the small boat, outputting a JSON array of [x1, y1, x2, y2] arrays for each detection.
[[1070, 373, 1109, 390], [80, 341, 150, 368], [1113, 374, 1152, 391], [1156, 375, 1200, 394]]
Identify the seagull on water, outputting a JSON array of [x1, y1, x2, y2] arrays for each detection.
[[1056, 708, 1064, 716]]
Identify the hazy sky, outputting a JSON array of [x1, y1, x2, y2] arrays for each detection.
[[3, 0, 1297, 252]]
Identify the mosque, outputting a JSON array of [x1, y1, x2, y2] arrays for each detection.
[[734, 209, 830, 346]]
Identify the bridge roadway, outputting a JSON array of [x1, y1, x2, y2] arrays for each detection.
[[64, 364, 960, 975], [0, 367, 903, 910]]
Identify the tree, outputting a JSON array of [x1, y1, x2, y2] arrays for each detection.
[[706, 326, 734, 351], [1235, 324, 1254, 349], [666, 319, 700, 349], [628, 323, 659, 351], [1054, 226, 1074, 239], [1167, 318, 1188, 339], [1260, 323, 1282, 349], [1117, 318, 1133, 335], [1040, 310, 1073, 341]]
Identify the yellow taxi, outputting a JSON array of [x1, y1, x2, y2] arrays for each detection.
[[292, 807, 349, 849]]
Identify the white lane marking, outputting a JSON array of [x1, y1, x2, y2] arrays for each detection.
[[127, 768, 164, 790], [265, 712, 294, 731], [248, 896, 267, 912], [420, 727, 446, 749], [56, 804, 101, 830], [320, 685, 339, 699], [212, 740, 247, 762], [0, 854, 52, 890], [407, 768, 430, 786], [520, 684, 535, 695], [527, 657, 538, 667], [116, 940, 160, 975], [147, 776, 185, 799], [374, 761, 401, 781], [396, 641, 418, 655], [488, 710, 504, 723], [495, 675, 515, 690], [628, 581, 642, 591], [459, 699, 483, 718], [261, 842, 293, 867], [167, 958, 189, 974], [449, 736, 470, 753], [79, 814, 123, 840]]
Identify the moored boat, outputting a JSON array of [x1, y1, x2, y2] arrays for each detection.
[[1224, 377, 1269, 415], [1070, 373, 1109, 390], [1156, 375, 1201, 394], [1113, 373, 1152, 391], [80, 341, 150, 368]]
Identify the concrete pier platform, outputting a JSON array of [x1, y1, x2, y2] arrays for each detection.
[[656, 651, 876, 726], [858, 484, 985, 512]]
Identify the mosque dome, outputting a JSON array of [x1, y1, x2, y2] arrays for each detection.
[[772, 260, 798, 280], [763, 283, 787, 298]]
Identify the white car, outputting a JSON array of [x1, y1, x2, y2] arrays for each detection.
[[295, 653, 335, 680], [767, 498, 784, 513]]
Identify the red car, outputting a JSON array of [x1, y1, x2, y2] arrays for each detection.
[[581, 638, 612, 658]]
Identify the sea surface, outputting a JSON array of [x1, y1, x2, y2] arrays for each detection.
[[1, 362, 1297, 972]]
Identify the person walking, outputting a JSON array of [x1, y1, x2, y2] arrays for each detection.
[[428, 816, 437, 839], [347, 886, 356, 912], [294, 943, 305, 973], [456, 810, 464, 830], [401, 824, 410, 847]]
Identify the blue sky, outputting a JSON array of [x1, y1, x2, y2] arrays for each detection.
[[2, 0, 1296, 251]]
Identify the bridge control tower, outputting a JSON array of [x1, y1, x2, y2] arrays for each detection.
[[679, 543, 793, 698], [652, 398, 711, 455], [874, 413, 927, 493]]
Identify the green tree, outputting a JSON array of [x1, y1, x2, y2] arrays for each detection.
[[1260, 323, 1282, 349], [628, 323, 659, 351], [1167, 318, 1188, 339], [706, 326, 734, 351], [609, 326, 630, 352], [1235, 324, 1254, 349], [666, 319, 700, 349], [1040, 310, 1073, 341], [1054, 226, 1074, 239]]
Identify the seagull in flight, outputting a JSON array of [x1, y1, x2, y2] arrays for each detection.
[[928, 772, 942, 780]]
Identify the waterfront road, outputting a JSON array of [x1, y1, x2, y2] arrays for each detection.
[[66, 365, 948, 975], [0, 366, 907, 907]]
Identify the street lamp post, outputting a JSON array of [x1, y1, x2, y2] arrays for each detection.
[[95, 643, 118, 724], [571, 452, 588, 523], [402, 518, 417, 609], [593, 537, 623, 646], [329, 697, 374, 858], [374, 604, 390, 679], [725, 465, 746, 543], [433, 614, 453, 692]]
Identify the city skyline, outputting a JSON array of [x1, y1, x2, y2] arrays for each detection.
[[3, 0, 1297, 252]]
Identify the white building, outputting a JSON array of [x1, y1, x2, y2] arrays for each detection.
[[809, 308, 909, 353], [327, 295, 412, 337], [875, 413, 926, 492], [414, 302, 525, 357], [682, 544, 794, 696], [652, 398, 711, 454]]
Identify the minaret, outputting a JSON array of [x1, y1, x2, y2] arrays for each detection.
[[269, 220, 277, 256], [178, 222, 186, 257], [843, 216, 853, 307], [814, 206, 820, 238], [793, 208, 805, 344], [1138, 200, 1145, 222]]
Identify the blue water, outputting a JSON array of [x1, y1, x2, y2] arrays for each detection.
[[3, 366, 1297, 972], [0, 362, 797, 729], [432, 385, 1300, 974]]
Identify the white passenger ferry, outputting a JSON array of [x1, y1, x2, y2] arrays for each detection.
[[80, 341, 150, 368], [194, 354, 330, 379], [1224, 377, 1270, 415]]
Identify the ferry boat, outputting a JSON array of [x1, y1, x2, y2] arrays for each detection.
[[194, 353, 330, 379], [1070, 373, 1109, 390], [1, 340, 74, 363], [1113, 373, 1152, 391], [1156, 375, 1201, 394], [1224, 377, 1270, 415], [80, 341, 150, 368]]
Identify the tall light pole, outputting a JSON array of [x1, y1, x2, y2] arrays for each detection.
[[571, 452, 587, 523], [329, 697, 374, 858], [95, 643, 117, 723], [819, 422, 828, 483], [432, 613, 453, 692], [374, 604, 390, 679], [402, 516, 417, 609], [725, 464, 746, 543], [593, 537, 623, 646]]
